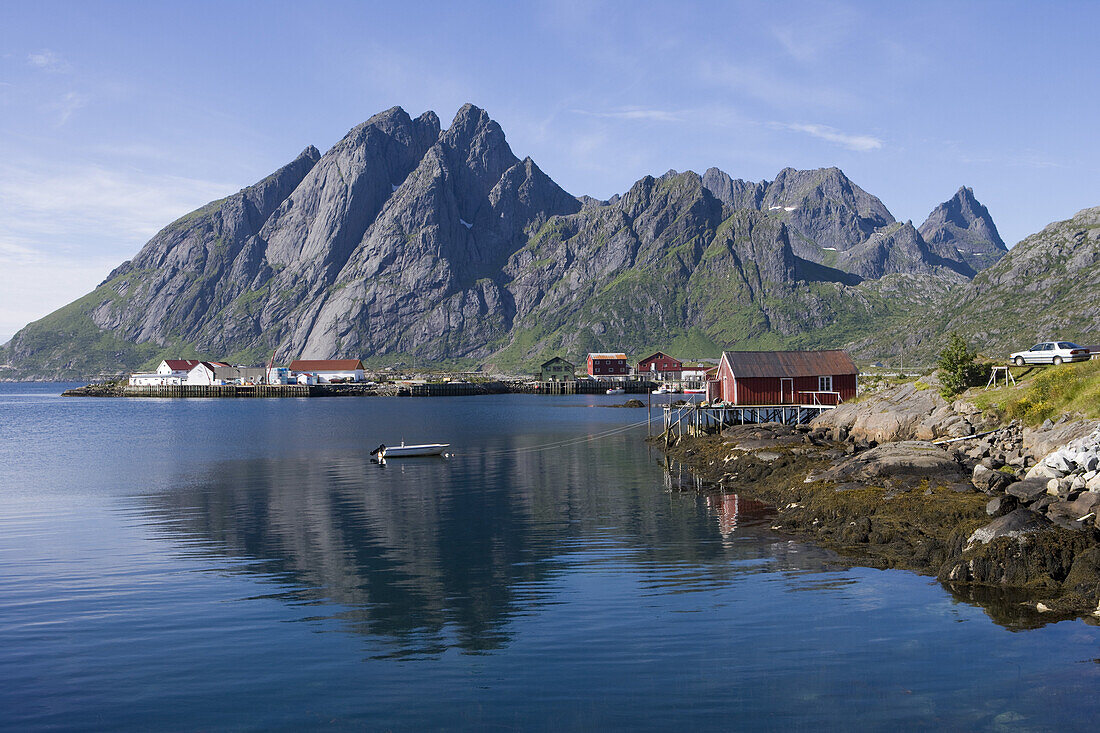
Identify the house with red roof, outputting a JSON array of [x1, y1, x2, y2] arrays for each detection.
[[709, 350, 858, 406], [128, 358, 204, 386], [637, 351, 683, 381]]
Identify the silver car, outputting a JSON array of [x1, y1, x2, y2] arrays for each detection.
[[1009, 341, 1091, 366]]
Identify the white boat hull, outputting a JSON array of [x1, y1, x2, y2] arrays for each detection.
[[606, 388, 625, 395], [382, 443, 449, 457]]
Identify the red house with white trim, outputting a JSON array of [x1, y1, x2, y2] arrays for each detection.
[[637, 351, 683, 381], [711, 350, 858, 406], [587, 352, 630, 379]]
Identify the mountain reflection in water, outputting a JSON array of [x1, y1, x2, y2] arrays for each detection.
[[129, 436, 848, 656]]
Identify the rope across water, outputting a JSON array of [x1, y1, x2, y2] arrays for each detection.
[[468, 415, 658, 457]]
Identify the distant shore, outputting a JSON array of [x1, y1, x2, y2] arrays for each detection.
[[59, 379, 661, 398]]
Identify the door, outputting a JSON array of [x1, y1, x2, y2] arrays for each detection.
[[780, 378, 794, 404]]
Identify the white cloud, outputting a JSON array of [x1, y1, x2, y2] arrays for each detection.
[[49, 91, 89, 126], [778, 122, 883, 152], [0, 161, 235, 334], [0, 161, 233, 242], [571, 107, 684, 122], [0, 242, 120, 337], [27, 49, 71, 73]]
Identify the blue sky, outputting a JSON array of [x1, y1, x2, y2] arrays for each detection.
[[1, 0, 1097, 341]]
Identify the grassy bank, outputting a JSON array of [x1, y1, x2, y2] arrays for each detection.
[[973, 360, 1100, 425]]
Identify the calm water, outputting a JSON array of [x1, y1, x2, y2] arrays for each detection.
[[2, 384, 1099, 731]]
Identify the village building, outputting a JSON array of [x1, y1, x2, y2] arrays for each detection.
[[158, 359, 202, 377], [185, 361, 235, 386], [587, 352, 630, 380], [128, 359, 202, 386], [709, 350, 858, 406], [637, 351, 683, 381], [539, 357, 575, 382], [288, 359, 365, 383], [679, 360, 719, 389]]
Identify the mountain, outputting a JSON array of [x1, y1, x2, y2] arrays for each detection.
[[938, 205, 1100, 353], [919, 186, 1008, 272], [834, 221, 974, 280], [0, 104, 1026, 379]]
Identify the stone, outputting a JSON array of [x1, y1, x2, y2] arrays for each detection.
[[1047, 478, 1064, 496], [1071, 475, 1087, 491], [1026, 464, 1062, 480], [1031, 495, 1057, 513], [1088, 474, 1100, 492], [1070, 492, 1100, 516], [967, 508, 1052, 546], [1005, 479, 1049, 503], [986, 495, 1018, 517], [972, 464, 1013, 494], [972, 464, 993, 487], [1046, 452, 1074, 473], [814, 440, 967, 486]]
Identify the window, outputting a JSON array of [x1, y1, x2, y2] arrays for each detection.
[[818, 375, 833, 392]]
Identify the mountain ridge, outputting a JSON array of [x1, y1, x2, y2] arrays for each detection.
[[3, 103, 1090, 380]]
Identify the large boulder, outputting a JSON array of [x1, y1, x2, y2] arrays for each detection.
[[972, 464, 1014, 494], [811, 381, 975, 443], [814, 440, 966, 486], [967, 508, 1052, 546], [1024, 420, 1099, 459], [1005, 479, 1049, 503]]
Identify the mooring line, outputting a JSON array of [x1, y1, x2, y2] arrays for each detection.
[[466, 415, 658, 457]]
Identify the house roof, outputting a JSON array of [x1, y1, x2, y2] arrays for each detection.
[[721, 350, 858, 378], [638, 351, 681, 365], [288, 359, 364, 371], [540, 356, 574, 367], [189, 361, 231, 371], [163, 359, 202, 371], [588, 352, 626, 360]]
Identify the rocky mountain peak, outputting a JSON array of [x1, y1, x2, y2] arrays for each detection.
[[700, 167, 766, 212], [438, 103, 519, 198], [918, 186, 1006, 272]]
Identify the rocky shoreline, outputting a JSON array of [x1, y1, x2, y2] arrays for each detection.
[[658, 382, 1100, 624]]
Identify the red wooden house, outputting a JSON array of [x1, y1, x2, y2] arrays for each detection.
[[710, 350, 858, 406], [637, 351, 683, 381], [587, 352, 630, 379]]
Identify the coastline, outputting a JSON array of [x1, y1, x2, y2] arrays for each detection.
[[656, 388, 1100, 624]]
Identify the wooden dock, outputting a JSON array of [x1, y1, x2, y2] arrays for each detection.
[[662, 402, 836, 437], [122, 384, 314, 398], [524, 380, 656, 395]]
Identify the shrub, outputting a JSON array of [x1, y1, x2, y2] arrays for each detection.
[[937, 333, 991, 397]]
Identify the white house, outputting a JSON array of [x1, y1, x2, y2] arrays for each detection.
[[157, 359, 202, 377], [128, 359, 202, 386], [679, 360, 719, 389], [288, 359, 365, 383], [185, 361, 235, 386]]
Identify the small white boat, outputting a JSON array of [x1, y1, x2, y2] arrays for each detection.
[[652, 387, 670, 394], [606, 387, 625, 395], [371, 441, 449, 458]]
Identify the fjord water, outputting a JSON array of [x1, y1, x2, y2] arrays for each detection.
[[3, 385, 1100, 731]]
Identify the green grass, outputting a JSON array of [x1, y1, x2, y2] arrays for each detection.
[[972, 360, 1100, 425]]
